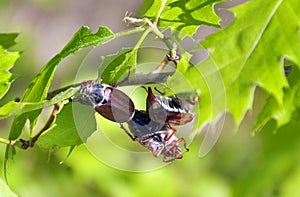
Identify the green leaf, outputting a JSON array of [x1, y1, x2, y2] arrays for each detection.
[[0, 33, 18, 49], [0, 46, 19, 99], [233, 121, 300, 196], [138, 0, 154, 16], [0, 177, 17, 197], [183, 57, 226, 128], [8, 26, 115, 141], [98, 48, 137, 84], [176, 51, 192, 73], [38, 103, 97, 147], [143, 0, 223, 38], [196, 0, 300, 126], [0, 87, 79, 120], [60, 26, 115, 56], [253, 67, 300, 133], [253, 87, 296, 133]]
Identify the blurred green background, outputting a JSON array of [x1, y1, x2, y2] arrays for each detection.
[[1, 0, 300, 196]]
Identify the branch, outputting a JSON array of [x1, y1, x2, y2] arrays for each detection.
[[0, 103, 62, 149], [20, 102, 62, 149], [116, 72, 174, 86]]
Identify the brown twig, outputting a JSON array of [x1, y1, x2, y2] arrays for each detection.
[[115, 72, 174, 86], [20, 102, 62, 149], [47, 49, 180, 100]]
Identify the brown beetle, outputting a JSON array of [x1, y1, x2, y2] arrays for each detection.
[[80, 80, 135, 123]]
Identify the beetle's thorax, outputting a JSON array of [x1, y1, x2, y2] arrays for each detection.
[[81, 82, 113, 106]]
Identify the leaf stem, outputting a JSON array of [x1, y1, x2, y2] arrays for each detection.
[[154, 0, 167, 25], [133, 28, 151, 51], [0, 138, 15, 146], [114, 27, 145, 38]]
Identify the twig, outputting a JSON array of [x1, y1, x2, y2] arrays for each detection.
[[47, 70, 175, 100], [0, 103, 62, 149], [0, 138, 17, 146], [19, 102, 62, 149], [46, 84, 81, 100], [115, 72, 174, 86]]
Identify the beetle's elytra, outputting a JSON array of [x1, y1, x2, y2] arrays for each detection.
[[80, 80, 135, 123]]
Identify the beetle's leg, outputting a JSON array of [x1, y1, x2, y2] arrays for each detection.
[[163, 154, 176, 163], [119, 123, 136, 141], [163, 138, 188, 162], [187, 96, 199, 105], [166, 141, 178, 159], [154, 86, 182, 107], [163, 147, 182, 162], [171, 141, 183, 159], [141, 85, 148, 92], [162, 152, 174, 163], [153, 86, 174, 99], [163, 158, 176, 163], [164, 126, 176, 141], [97, 78, 103, 84], [154, 87, 164, 95], [151, 145, 164, 158], [176, 137, 189, 152]]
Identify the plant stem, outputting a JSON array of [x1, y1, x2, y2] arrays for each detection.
[[133, 28, 151, 51], [154, 0, 167, 25], [49, 15, 175, 99], [114, 27, 145, 38], [31, 102, 61, 144], [0, 138, 17, 147], [0, 138, 11, 145], [154, 29, 173, 50], [16, 102, 62, 150], [114, 72, 174, 86]]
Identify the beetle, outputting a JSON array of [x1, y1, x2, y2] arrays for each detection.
[[120, 110, 189, 162], [145, 87, 195, 125], [80, 80, 135, 123]]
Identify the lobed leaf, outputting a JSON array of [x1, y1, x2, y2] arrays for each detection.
[[254, 67, 300, 133], [60, 26, 115, 56], [142, 0, 223, 39], [194, 0, 300, 128], [253, 88, 296, 133]]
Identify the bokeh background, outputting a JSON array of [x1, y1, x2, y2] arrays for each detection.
[[1, 0, 300, 196]]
